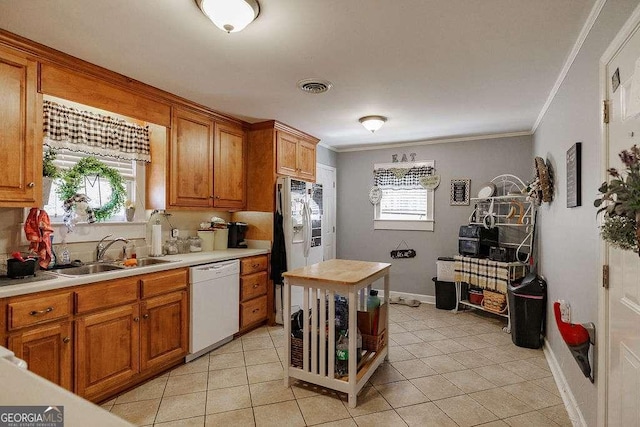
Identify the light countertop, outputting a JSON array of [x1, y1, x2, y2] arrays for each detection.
[[0, 249, 269, 298], [282, 259, 391, 286]]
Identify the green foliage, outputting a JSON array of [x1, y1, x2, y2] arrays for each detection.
[[57, 156, 126, 222], [43, 148, 60, 178], [600, 216, 638, 252], [595, 145, 640, 218]]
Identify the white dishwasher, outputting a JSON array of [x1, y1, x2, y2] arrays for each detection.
[[187, 259, 240, 362]]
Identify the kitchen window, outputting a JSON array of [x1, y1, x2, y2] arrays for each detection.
[[373, 161, 435, 231]]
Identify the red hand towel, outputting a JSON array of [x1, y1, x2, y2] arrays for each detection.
[[37, 210, 53, 269], [24, 207, 40, 246]]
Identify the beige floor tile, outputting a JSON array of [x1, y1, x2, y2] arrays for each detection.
[[341, 386, 391, 417], [156, 391, 207, 423], [291, 380, 338, 399], [429, 338, 469, 354], [526, 356, 551, 372], [369, 363, 405, 385], [314, 419, 357, 427], [298, 394, 351, 425], [210, 352, 246, 370], [386, 346, 416, 363], [501, 382, 563, 410], [539, 404, 573, 426], [275, 346, 287, 362], [155, 416, 205, 426], [171, 356, 209, 376], [473, 365, 526, 387], [241, 327, 271, 339], [396, 401, 458, 426], [249, 379, 295, 406], [389, 323, 408, 334], [204, 408, 255, 426], [253, 400, 305, 427], [164, 372, 208, 397], [210, 339, 244, 355], [449, 350, 495, 368], [391, 359, 437, 379], [411, 329, 448, 342], [244, 348, 280, 366], [396, 320, 430, 332], [425, 319, 454, 328], [469, 387, 534, 418], [392, 332, 423, 345], [476, 332, 514, 346], [532, 377, 561, 397], [503, 344, 544, 360], [454, 336, 494, 350], [443, 370, 497, 393], [410, 375, 464, 401], [374, 380, 429, 408], [474, 346, 519, 364], [503, 410, 560, 426], [421, 354, 466, 374], [208, 366, 248, 389], [463, 323, 499, 335], [206, 385, 252, 414], [402, 341, 443, 358], [434, 395, 498, 427], [242, 336, 274, 351], [353, 409, 407, 426], [474, 420, 510, 426], [433, 326, 473, 339], [246, 361, 284, 384], [115, 376, 167, 404], [110, 398, 161, 425], [389, 313, 413, 323], [500, 360, 551, 380]]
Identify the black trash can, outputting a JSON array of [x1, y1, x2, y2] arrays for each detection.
[[433, 277, 457, 310], [508, 273, 547, 349]]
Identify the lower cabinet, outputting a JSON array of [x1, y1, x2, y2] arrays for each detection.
[[8, 321, 73, 391], [239, 255, 269, 333]]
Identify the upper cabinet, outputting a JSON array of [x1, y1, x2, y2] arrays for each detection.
[[0, 47, 41, 207], [276, 130, 317, 181], [214, 122, 246, 209]]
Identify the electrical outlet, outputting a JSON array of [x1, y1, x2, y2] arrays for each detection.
[[171, 228, 179, 238], [559, 300, 571, 323]]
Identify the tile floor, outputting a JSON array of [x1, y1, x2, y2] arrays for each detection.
[[101, 303, 571, 426]]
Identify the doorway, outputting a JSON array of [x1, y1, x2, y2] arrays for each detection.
[[316, 163, 336, 261]]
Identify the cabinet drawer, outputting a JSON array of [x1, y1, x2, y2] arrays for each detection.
[[140, 269, 188, 298], [75, 277, 139, 314], [240, 295, 267, 328], [8, 292, 72, 331], [240, 271, 267, 301], [240, 255, 268, 275]]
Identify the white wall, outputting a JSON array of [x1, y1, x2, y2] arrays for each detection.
[[532, 1, 640, 425], [336, 135, 532, 296]]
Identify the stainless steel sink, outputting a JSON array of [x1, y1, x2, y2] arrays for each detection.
[[50, 263, 125, 276], [133, 258, 172, 267]]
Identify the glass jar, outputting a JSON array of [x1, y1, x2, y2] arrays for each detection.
[[164, 239, 178, 255], [189, 236, 203, 252], [177, 237, 189, 254]]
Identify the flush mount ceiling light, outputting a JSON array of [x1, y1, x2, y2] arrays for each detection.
[[196, 0, 260, 33], [359, 115, 387, 133]]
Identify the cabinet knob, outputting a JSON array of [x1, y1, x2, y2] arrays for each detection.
[[253, 284, 259, 289], [209, 195, 215, 198], [63, 337, 70, 344], [27, 182, 35, 188], [29, 307, 53, 316], [215, 195, 220, 199], [143, 314, 149, 319], [133, 317, 140, 322], [252, 308, 260, 314]]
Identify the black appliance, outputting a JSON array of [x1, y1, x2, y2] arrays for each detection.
[[227, 222, 249, 248], [458, 225, 498, 257], [508, 273, 547, 349], [489, 246, 517, 262]]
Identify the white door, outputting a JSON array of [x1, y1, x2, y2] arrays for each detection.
[[316, 164, 337, 260], [604, 20, 640, 427]]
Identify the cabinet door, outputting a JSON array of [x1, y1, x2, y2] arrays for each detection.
[[8, 321, 73, 391], [140, 291, 188, 372], [276, 131, 299, 177], [169, 108, 214, 208], [213, 122, 246, 209], [0, 48, 40, 207], [297, 139, 317, 182], [75, 304, 139, 400]]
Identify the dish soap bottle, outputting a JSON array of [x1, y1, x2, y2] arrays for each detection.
[[59, 239, 71, 265]]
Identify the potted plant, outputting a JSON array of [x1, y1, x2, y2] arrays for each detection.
[[42, 147, 60, 205], [594, 145, 640, 254]]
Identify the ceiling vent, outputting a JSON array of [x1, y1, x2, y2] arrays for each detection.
[[297, 79, 333, 94]]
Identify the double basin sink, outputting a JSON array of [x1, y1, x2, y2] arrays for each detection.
[[49, 258, 172, 277]]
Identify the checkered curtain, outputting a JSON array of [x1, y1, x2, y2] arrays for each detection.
[[374, 165, 433, 188], [43, 100, 151, 163]]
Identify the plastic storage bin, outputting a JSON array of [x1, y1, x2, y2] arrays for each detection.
[[508, 273, 547, 349], [436, 257, 456, 282], [432, 277, 456, 310]]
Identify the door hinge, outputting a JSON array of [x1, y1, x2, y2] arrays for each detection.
[[603, 100, 610, 124], [603, 264, 609, 289]]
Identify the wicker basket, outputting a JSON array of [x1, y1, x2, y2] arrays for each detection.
[[290, 334, 329, 370], [482, 290, 507, 314], [362, 329, 386, 352]]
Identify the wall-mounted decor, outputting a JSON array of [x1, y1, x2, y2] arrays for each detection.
[[450, 179, 470, 205], [368, 186, 382, 205], [567, 142, 582, 208], [390, 240, 416, 259], [420, 175, 441, 190], [392, 153, 416, 163]]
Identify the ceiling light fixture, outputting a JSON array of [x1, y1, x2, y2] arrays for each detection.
[[359, 115, 387, 133], [196, 0, 260, 33]]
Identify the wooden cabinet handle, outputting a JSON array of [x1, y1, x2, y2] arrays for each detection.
[[133, 317, 140, 322], [252, 264, 260, 268], [215, 195, 220, 199], [252, 308, 260, 313], [143, 314, 149, 319], [63, 337, 70, 344], [252, 283, 259, 288], [27, 182, 35, 188], [29, 307, 53, 316]]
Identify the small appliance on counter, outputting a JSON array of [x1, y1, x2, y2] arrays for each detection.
[[227, 222, 248, 248], [458, 225, 498, 257]]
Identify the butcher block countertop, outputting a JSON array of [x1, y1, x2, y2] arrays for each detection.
[[282, 259, 391, 287]]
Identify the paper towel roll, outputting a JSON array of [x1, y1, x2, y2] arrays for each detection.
[[151, 224, 163, 256]]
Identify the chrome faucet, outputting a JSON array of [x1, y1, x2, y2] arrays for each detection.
[[96, 234, 130, 261]]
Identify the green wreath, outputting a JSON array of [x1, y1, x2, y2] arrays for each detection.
[[57, 156, 127, 222]]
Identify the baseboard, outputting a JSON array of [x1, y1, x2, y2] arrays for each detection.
[[543, 338, 587, 427], [376, 289, 435, 305]]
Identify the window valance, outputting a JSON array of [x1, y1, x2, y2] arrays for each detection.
[[374, 162, 434, 188], [43, 100, 151, 163]]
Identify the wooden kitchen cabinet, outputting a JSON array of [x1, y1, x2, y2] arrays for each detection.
[[0, 46, 41, 207], [276, 131, 316, 182], [213, 121, 246, 209], [239, 254, 269, 333], [8, 321, 73, 391]]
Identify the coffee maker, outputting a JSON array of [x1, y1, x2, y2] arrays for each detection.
[[227, 222, 248, 248]]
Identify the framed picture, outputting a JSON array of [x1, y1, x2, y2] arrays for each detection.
[[567, 142, 582, 208], [450, 179, 470, 205]]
